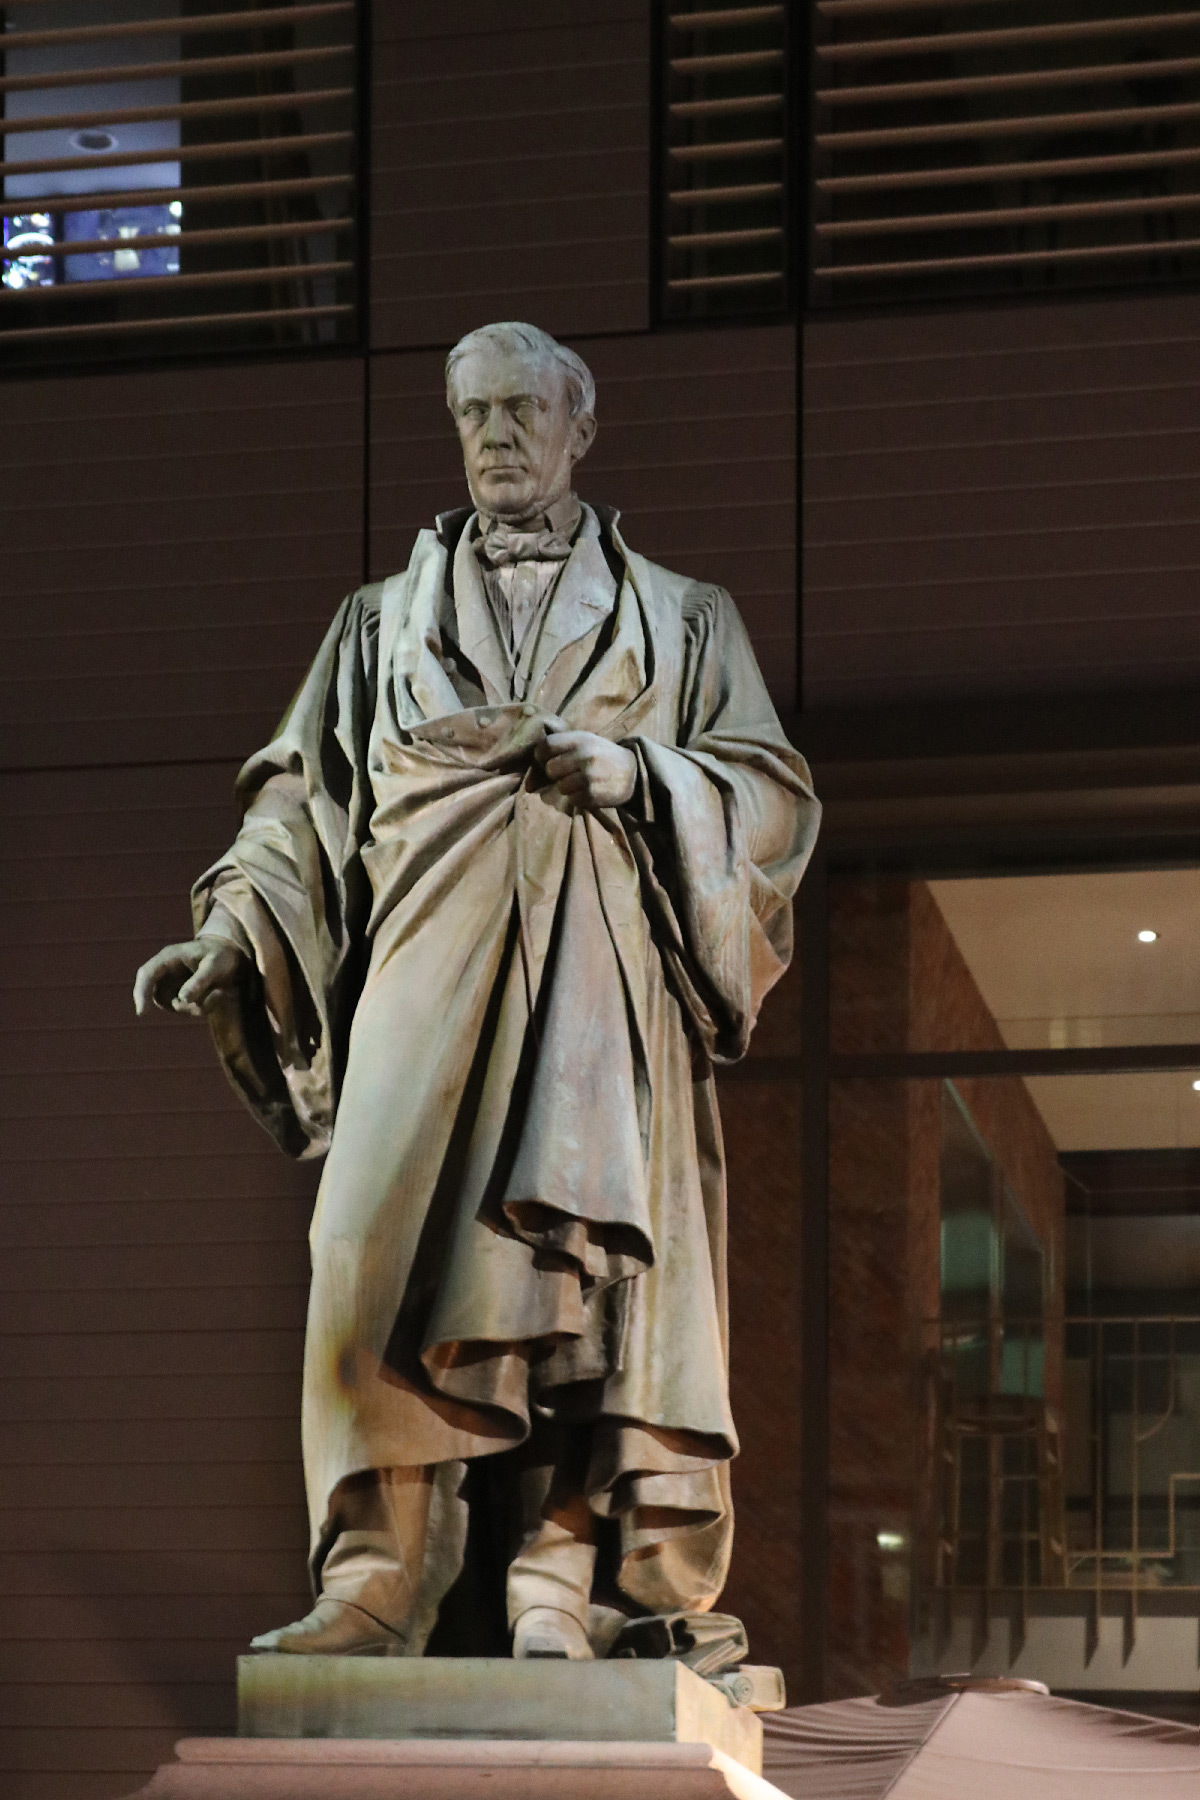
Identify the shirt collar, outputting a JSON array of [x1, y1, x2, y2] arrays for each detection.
[[475, 489, 582, 543]]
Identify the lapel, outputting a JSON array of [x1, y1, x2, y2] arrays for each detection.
[[450, 517, 512, 706], [527, 506, 618, 711], [558, 514, 653, 733]]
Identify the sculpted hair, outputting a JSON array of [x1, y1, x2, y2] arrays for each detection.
[[445, 322, 596, 420]]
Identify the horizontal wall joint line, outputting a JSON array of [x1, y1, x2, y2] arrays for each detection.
[[832, 1044, 1200, 1079]]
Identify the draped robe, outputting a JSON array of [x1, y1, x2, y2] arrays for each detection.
[[192, 505, 820, 1619]]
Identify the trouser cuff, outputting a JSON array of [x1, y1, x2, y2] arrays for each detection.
[[506, 1519, 597, 1631]]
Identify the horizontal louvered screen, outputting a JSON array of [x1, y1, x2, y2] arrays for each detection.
[[0, 0, 358, 367], [812, 0, 1200, 306], [658, 1, 793, 319]]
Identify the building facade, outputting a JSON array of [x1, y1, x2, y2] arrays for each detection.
[[6, 2, 1200, 1794]]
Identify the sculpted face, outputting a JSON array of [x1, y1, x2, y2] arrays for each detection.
[[449, 341, 596, 519]]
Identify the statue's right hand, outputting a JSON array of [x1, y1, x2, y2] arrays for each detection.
[[133, 939, 247, 1020]]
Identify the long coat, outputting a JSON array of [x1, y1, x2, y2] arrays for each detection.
[[193, 505, 820, 1618]]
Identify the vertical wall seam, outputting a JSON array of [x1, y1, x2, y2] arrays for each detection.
[[800, 844, 831, 1700]]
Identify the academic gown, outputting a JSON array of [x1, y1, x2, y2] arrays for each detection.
[[192, 504, 820, 1619]]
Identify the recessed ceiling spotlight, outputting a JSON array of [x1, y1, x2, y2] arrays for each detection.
[[70, 129, 117, 154], [1138, 929, 1158, 943], [1192, 1079, 1200, 1092]]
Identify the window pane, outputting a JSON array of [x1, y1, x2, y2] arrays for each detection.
[[830, 1063, 1200, 1700], [1, 0, 358, 368], [811, 0, 1200, 311]]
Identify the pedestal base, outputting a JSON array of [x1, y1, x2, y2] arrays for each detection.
[[237, 1655, 763, 1772], [121, 1657, 787, 1799], [123, 1736, 792, 1799]]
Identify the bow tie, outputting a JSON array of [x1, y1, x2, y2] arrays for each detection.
[[476, 519, 575, 568]]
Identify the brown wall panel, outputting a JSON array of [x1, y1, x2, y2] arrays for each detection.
[[0, 762, 314, 1800], [720, 1077, 804, 1696], [1, 358, 364, 771], [0, 1641, 252, 1683], [0, 1373, 303, 1427], [804, 290, 1200, 707], [370, 324, 799, 711], [371, 1, 649, 350], [0, 1418, 307, 1468], [0, 1511, 309, 1556], [0, 1200, 312, 1254], [0, 1732, 205, 1797], [0, 1462, 303, 1510]]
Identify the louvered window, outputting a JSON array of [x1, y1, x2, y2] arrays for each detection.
[[1, 0, 358, 367], [812, 1, 1200, 306], [657, 2, 795, 320]]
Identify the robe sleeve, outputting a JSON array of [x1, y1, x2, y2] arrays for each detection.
[[190, 589, 380, 1157], [624, 582, 820, 1063]]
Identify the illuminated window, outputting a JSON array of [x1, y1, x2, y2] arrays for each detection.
[[1, 0, 358, 366]]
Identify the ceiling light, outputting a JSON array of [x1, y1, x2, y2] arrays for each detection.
[[1138, 929, 1158, 943], [1193, 1080, 1200, 1093], [876, 1529, 906, 1552], [70, 129, 117, 154]]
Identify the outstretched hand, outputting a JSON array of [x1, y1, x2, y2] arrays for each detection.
[[536, 728, 637, 811], [133, 939, 246, 1020]]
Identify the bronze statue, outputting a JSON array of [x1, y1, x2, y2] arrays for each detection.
[[134, 322, 819, 1661]]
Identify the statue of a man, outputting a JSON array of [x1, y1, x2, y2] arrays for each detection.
[[134, 322, 820, 1662]]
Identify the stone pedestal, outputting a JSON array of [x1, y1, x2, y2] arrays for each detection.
[[238, 1655, 763, 1770], [123, 1736, 792, 1798], [121, 1657, 791, 1800]]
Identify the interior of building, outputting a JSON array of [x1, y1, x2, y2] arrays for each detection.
[[825, 868, 1200, 1713]]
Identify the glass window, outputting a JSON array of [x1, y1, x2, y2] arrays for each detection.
[[826, 863, 1200, 1708], [1, 0, 358, 366], [811, 2, 1200, 309]]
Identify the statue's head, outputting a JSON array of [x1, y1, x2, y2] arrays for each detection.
[[445, 321, 597, 520]]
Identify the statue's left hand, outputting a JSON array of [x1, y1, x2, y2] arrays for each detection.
[[537, 729, 637, 810], [132, 939, 247, 1020]]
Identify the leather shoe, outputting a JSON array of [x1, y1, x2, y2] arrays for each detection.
[[512, 1605, 593, 1660], [249, 1595, 405, 1655]]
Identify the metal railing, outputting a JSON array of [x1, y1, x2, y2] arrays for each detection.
[[922, 1315, 1200, 1624]]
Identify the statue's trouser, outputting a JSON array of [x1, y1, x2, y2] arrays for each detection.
[[318, 1465, 433, 1631], [318, 1423, 597, 1639], [506, 1419, 598, 1632]]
